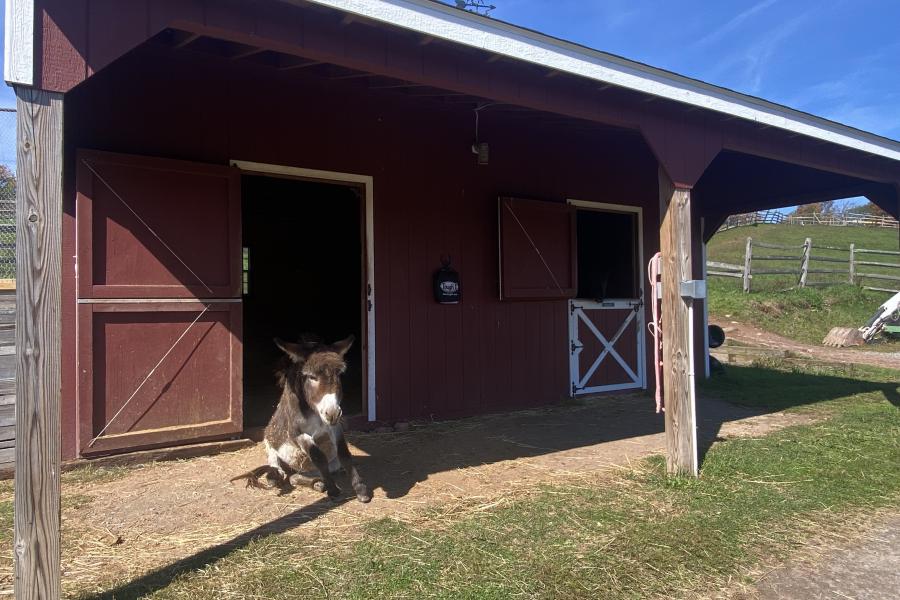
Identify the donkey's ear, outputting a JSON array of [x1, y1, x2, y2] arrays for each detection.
[[274, 338, 310, 363], [331, 335, 355, 357]]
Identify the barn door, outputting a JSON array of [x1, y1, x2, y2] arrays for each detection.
[[76, 150, 242, 455], [569, 300, 645, 395]]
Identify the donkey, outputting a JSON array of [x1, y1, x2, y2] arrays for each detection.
[[232, 335, 372, 503]]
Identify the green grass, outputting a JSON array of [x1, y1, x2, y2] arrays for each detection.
[[709, 279, 900, 348], [75, 363, 900, 600], [707, 224, 899, 348], [709, 223, 898, 291]]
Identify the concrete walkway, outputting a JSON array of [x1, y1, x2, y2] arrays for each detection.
[[753, 514, 900, 600]]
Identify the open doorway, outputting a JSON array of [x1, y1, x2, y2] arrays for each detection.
[[241, 174, 366, 428]]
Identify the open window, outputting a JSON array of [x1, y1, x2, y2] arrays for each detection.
[[574, 206, 640, 300]]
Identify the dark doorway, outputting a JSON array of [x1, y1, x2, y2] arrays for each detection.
[[576, 208, 639, 300], [242, 175, 365, 428]]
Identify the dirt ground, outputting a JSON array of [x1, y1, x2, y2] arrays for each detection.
[[713, 317, 900, 370], [1, 392, 814, 595]]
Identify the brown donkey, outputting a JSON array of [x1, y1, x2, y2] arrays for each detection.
[[232, 335, 371, 503]]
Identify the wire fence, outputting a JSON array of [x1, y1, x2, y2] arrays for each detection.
[[0, 108, 14, 281]]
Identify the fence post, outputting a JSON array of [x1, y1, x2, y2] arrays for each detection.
[[742, 237, 753, 293], [799, 237, 811, 288], [849, 243, 856, 284]]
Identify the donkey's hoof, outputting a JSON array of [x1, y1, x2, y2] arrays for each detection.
[[312, 480, 327, 493], [356, 488, 372, 503]]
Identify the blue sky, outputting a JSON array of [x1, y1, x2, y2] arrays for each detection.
[[475, 0, 900, 141]]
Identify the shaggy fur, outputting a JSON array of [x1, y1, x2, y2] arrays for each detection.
[[231, 335, 371, 503]]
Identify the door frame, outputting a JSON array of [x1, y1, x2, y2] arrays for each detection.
[[566, 199, 646, 395], [230, 160, 377, 421]]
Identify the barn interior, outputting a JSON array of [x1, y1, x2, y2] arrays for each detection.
[[575, 208, 640, 300], [241, 175, 365, 427]]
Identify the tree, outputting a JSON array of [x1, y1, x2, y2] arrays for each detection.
[[0, 165, 15, 206], [855, 201, 891, 218], [791, 200, 835, 216]]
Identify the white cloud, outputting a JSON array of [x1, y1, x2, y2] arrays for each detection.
[[695, 0, 779, 48]]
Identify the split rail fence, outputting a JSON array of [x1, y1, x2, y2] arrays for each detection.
[[707, 237, 900, 294], [719, 210, 899, 232]]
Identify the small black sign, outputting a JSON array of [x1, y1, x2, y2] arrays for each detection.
[[433, 257, 461, 304]]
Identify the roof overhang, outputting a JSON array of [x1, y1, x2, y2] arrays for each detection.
[[290, 0, 900, 163]]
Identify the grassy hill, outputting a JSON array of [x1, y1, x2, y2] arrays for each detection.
[[706, 224, 899, 348]]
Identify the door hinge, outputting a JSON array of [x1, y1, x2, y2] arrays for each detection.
[[367, 300, 373, 312]]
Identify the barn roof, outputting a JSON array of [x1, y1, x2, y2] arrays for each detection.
[[291, 0, 900, 163]]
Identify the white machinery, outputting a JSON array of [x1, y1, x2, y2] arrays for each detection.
[[823, 290, 900, 347]]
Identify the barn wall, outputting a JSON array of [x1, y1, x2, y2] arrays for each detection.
[[60, 48, 661, 458]]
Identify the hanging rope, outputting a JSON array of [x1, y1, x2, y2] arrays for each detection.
[[504, 201, 566, 295], [88, 304, 211, 447], [647, 253, 663, 413], [82, 159, 214, 294]]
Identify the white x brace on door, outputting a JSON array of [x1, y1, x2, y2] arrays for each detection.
[[569, 299, 646, 395]]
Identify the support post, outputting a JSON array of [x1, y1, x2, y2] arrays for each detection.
[[742, 237, 753, 293], [14, 87, 63, 600], [849, 243, 856, 284], [658, 168, 698, 476], [799, 237, 811, 288]]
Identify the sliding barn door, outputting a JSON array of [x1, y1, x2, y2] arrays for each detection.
[[76, 150, 242, 455]]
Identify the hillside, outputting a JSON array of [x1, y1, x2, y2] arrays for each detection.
[[706, 224, 899, 349]]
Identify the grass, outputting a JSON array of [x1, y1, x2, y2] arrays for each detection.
[[74, 362, 900, 600], [707, 223, 899, 348], [709, 278, 900, 348]]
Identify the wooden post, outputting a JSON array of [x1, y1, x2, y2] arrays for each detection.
[[849, 243, 856, 284], [742, 237, 753, 293], [14, 87, 63, 600], [658, 168, 698, 476], [799, 237, 811, 288]]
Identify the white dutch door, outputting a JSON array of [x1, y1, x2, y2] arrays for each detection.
[[568, 202, 646, 395]]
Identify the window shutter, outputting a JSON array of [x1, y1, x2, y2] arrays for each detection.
[[499, 197, 577, 300]]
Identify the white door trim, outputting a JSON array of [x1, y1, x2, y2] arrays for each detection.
[[567, 200, 646, 394], [230, 160, 377, 421]]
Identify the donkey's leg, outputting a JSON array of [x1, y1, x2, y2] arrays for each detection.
[[335, 431, 372, 503], [288, 472, 326, 492], [297, 434, 341, 498]]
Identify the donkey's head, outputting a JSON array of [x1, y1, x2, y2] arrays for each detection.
[[275, 335, 354, 426]]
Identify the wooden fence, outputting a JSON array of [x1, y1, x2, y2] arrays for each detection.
[[719, 210, 898, 232], [707, 237, 900, 294]]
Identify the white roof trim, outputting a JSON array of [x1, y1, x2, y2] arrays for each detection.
[[299, 0, 900, 163], [4, 0, 34, 86]]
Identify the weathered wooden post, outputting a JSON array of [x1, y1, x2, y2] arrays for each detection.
[[13, 87, 64, 599], [849, 243, 856, 284], [798, 237, 812, 288], [658, 168, 698, 476], [742, 237, 753, 293]]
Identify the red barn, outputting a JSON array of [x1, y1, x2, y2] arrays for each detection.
[[7, 0, 899, 470]]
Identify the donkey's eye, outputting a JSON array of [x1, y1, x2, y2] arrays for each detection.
[[307, 375, 319, 383]]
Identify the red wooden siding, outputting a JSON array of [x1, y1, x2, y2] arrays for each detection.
[[499, 198, 577, 300], [77, 302, 242, 455], [59, 46, 661, 457]]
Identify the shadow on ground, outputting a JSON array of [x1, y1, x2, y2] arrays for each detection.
[[85, 365, 899, 599], [697, 363, 900, 464]]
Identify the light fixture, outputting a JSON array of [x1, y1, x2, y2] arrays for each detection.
[[471, 102, 497, 166]]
